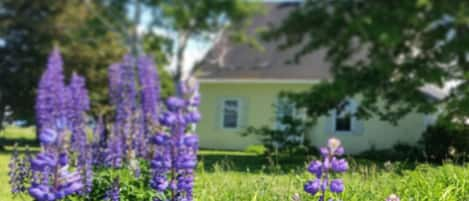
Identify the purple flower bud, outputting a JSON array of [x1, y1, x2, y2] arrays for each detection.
[[39, 129, 57, 145], [183, 135, 199, 147], [166, 97, 185, 111], [320, 147, 329, 157], [331, 158, 348, 173], [176, 155, 197, 169], [59, 153, 68, 166], [177, 177, 194, 190], [160, 112, 177, 126], [30, 153, 56, 171], [185, 110, 201, 123], [152, 134, 170, 145], [321, 178, 328, 192], [335, 146, 344, 156], [330, 179, 344, 193], [304, 179, 321, 195], [307, 160, 322, 177], [169, 180, 177, 191], [29, 185, 56, 201], [151, 175, 169, 191], [62, 182, 84, 195], [323, 157, 331, 170], [190, 94, 200, 106]]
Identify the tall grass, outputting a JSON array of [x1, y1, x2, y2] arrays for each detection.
[[1, 127, 468, 201], [194, 156, 469, 201]]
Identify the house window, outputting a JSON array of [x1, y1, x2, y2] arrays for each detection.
[[333, 100, 356, 133], [335, 115, 352, 132], [222, 99, 240, 129]]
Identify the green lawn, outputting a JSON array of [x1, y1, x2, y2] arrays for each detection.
[[1, 127, 469, 201]]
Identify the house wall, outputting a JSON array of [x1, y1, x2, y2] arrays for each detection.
[[198, 82, 429, 153], [197, 82, 312, 150], [310, 112, 428, 154]]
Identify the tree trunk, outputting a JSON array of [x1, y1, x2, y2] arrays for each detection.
[[173, 31, 191, 97]]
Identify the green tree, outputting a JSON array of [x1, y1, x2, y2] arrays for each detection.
[[267, 0, 469, 124], [0, 0, 174, 126], [0, 1, 66, 129], [84, 0, 261, 98], [152, 0, 261, 82], [0, 0, 259, 135]]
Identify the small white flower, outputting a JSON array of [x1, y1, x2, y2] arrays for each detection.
[[291, 193, 301, 201], [386, 194, 400, 201], [328, 137, 341, 151]]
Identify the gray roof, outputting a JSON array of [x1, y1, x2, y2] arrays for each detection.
[[198, 2, 332, 80]]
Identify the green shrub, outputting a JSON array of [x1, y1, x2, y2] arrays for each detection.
[[244, 144, 267, 155], [66, 161, 155, 201], [419, 122, 469, 162], [356, 143, 423, 162]]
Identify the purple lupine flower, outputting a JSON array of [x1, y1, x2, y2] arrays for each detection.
[[22, 146, 33, 186], [331, 158, 348, 173], [67, 73, 90, 152], [109, 55, 141, 161], [329, 179, 344, 193], [150, 78, 201, 201], [9, 144, 25, 194], [33, 51, 88, 200], [105, 124, 123, 168], [92, 116, 108, 166], [304, 179, 321, 195], [307, 160, 322, 178], [39, 129, 58, 145], [78, 144, 93, 195], [138, 55, 161, 128], [386, 194, 400, 201], [150, 132, 172, 193], [35, 48, 68, 135], [105, 177, 120, 201], [108, 63, 123, 106], [29, 128, 83, 201], [138, 55, 161, 159], [304, 137, 348, 201]]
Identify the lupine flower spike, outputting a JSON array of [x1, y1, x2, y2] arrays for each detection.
[[305, 137, 348, 201], [29, 128, 84, 201], [9, 143, 26, 194], [138, 55, 161, 158], [151, 77, 201, 201], [29, 48, 87, 201], [35, 48, 68, 135]]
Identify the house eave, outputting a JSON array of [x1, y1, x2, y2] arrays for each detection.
[[199, 78, 320, 84]]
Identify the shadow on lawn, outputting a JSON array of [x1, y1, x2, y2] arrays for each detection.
[[198, 151, 310, 173], [0, 137, 38, 149], [197, 150, 425, 175]]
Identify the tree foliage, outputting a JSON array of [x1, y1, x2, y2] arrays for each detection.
[[267, 0, 469, 123], [0, 1, 78, 127], [145, 0, 261, 81], [0, 0, 174, 126]]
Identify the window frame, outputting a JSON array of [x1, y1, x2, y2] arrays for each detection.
[[275, 98, 297, 130], [221, 98, 242, 130], [332, 100, 357, 134]]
